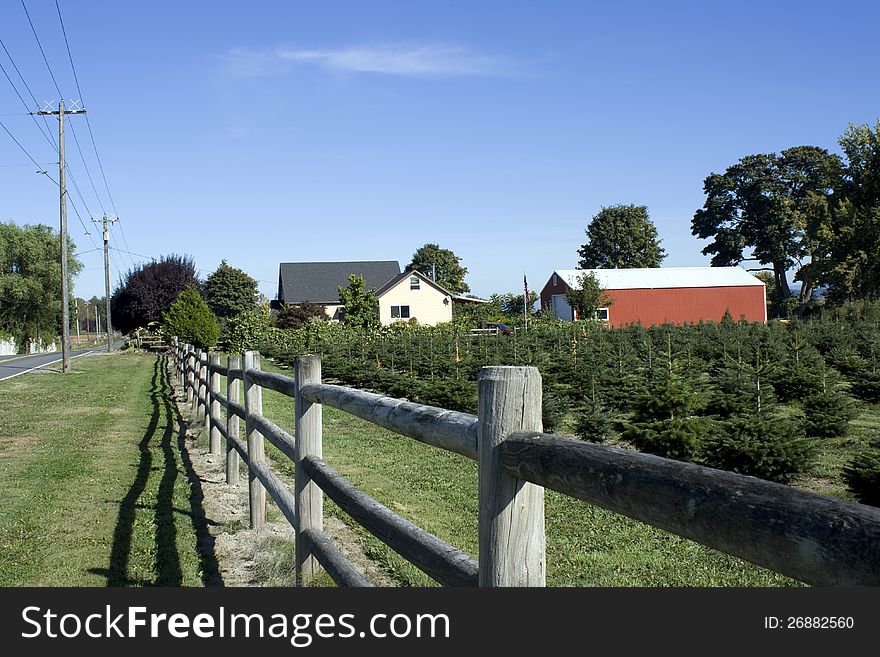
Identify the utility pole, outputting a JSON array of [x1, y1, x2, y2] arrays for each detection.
[[34, 100, 86, 372], [93, 215, 117, 353]]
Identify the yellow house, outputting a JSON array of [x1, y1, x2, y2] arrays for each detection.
[[375, 270, 454, 326]]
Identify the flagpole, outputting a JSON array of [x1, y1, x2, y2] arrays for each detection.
[[523, 272, 529, 331]]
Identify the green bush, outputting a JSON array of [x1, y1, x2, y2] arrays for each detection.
[[702, 415, 816, 483], [843, 441, 880, 507], [162, 288, 219, 350]]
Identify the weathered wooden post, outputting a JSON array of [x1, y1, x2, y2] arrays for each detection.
[[186, 345, 195, 405], [243, 350, 266, 528], [477, 366, 545, 586], [294, 355, 323, 585], [209, 353, 221, 455], [226, 355, 241, 485], [172, 337, 179, 381], [198, 351, 208, 420], [191, 348, 201, 413]]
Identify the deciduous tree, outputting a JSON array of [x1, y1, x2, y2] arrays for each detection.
[[406, 243, 470, 294], [0, 222, 82, 348], [276, 300, 329, 329], [564, 272, 613, 320], [691, 147, 842, 305], [577, 205, 666, 269], [111, 254, 200, 333]]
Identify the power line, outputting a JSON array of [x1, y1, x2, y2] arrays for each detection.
[[21, 0, 63, 98], [21, 1, 108, 221], [0, 116, 46, 170], [0, 36, 58, 150], [108, 223, 135, 269], [55, 0, 127, 233]]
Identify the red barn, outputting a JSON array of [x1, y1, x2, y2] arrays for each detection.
[[540, 267, 766, 327]]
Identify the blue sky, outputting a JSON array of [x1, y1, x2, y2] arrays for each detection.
[[1, 0, 879, 302]]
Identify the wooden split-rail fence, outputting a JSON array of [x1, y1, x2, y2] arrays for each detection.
[[172, 337, 880, 587]]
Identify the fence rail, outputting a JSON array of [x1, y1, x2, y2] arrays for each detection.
[[171, 337, 880, 587]]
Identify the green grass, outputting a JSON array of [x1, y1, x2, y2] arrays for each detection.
[[248, 359, 798, 587], [0, 353, 214, 586]]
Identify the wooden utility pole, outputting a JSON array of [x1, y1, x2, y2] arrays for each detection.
[[34, 100, 86, 372], [93, 215, 117, 352]]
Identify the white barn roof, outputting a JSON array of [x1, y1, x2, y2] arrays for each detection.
[[554, 267, 764, 290]]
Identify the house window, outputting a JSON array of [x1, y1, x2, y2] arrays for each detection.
[[552, 274, 558, 287], [391, 305, 411, 319], [597, 307, 609, 321], [410, 275, 420, 290]]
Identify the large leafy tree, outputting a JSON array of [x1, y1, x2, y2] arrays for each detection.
[[111, 254, 200, 333], [406, 243, 470, 294], [577, 205, 666, 269], [338, 274, 379, 330], [691, 147, 842, 304], [0, 222, 82, 347], [203, 259, 258, 319], [814, 122, 880, 301]]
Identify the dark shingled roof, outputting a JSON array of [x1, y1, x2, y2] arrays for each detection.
[[278, 261, 401, 304]]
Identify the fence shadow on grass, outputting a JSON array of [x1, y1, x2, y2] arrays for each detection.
[[90, 354, 222, 586]]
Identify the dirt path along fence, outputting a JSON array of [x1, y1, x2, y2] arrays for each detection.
[[172, 337, 880, 587]]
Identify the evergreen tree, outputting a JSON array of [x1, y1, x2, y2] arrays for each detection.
[[203, 260, 258, 319], [843, 440, 880, 507], [162, 287, 220, 349], [338, 274, 380, 330]]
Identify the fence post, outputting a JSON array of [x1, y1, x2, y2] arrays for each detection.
[[294, 355, 323, 585], [186, 345, 195, 405], [199, 351, 208, 420], [226, 355, 241, 485], [209, 353, 221, 455], [243, 350, 266, 528], [172, 337, 179, 381], [477, 366, 545, 586]]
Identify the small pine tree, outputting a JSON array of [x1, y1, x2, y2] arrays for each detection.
[[542, 393, 569, 434], [162, 287, 220, 350], [702, 414, 816, 483], [849, 370, 880, 402], [843, 440, 880, 507], [623, 417, 707, 461], [574, 397, 615, 443], [622, 374, 706, 460], [769, 364, 822, 403], [802, 391, 857, 438]]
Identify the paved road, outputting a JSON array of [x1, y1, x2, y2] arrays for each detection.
[[0, 344, 121, 382]]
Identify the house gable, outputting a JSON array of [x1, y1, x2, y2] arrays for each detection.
[[377, 270, 453, 326]]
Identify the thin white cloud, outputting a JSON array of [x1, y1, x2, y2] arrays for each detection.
[[222, 43, 510, 78]]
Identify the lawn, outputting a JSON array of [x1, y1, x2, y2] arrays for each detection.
[[0, 352, 214, 586]]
